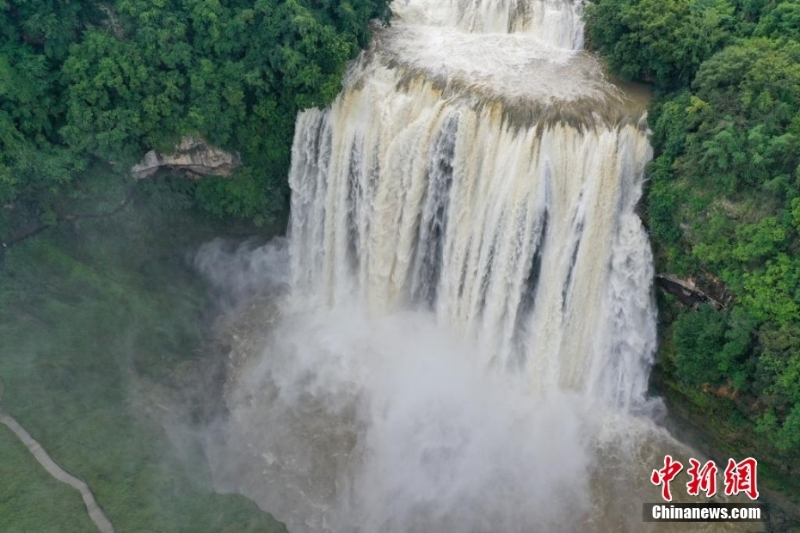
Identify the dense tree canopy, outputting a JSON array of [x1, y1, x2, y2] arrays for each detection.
[[585, 0, 735, 89], [0, 0, 390, 235], [587, 0, 800, 456]]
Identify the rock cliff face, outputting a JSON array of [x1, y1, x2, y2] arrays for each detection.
[[131, 137, 241, 180]]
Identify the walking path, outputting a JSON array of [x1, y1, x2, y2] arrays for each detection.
[[0, 377, 115, 533]]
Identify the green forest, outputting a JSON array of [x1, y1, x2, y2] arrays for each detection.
[[587, 0, 800, 499], [0, 0, 388, 530], [0, 0, 390, 241]]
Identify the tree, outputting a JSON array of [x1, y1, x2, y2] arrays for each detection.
[[585, 0, 735, 89], [1, 0, 392, 235]]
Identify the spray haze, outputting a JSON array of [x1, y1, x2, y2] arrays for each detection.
[[197, 0, 762, 531]]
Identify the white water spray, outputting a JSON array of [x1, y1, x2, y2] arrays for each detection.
[[201, 1, 761, 531]]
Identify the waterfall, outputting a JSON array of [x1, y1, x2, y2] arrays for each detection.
[[391, 0, 587, 48], [287, 0, 655, 408], [199, 1, 744, 532]]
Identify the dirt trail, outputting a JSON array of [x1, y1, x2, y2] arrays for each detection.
[[0, 377, 115, 533]]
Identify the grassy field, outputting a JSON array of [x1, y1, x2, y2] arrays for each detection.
[[0, 173, 287, 532], [0, 425, 97, 532]]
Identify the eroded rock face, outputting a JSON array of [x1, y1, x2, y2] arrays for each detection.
[[655, 274, 725, 310], [131, 137, 241, 180]]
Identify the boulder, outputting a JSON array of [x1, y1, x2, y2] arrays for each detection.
[[131, 137, 241, 180]]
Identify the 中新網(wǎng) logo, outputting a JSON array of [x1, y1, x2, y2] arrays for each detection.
[[650, 455, 759, 502]]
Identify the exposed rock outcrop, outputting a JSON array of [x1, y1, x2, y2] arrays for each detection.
[[131, 137, 241, 180], [655, 274, 725, 310]]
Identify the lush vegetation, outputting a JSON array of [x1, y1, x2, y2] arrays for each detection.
[[0, 172, 287, 532], [0, 425, 97, 532], [0, 0, 390, 237], [587, 0, 800, 498], [0, 1, 389, 529]]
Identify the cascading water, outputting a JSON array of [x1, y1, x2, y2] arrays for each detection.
[[288, 0, 654, 411], [199, 1, 761, 531]]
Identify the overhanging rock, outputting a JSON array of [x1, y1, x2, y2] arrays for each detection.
[[655, 274, 725, 310], [131, 137, 241, 180]]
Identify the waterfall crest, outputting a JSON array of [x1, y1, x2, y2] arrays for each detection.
[[391, 0, 587, 48]]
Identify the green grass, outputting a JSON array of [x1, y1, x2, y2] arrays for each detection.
[[0, 174, 287, 532], [0, 425, 96, 533]]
